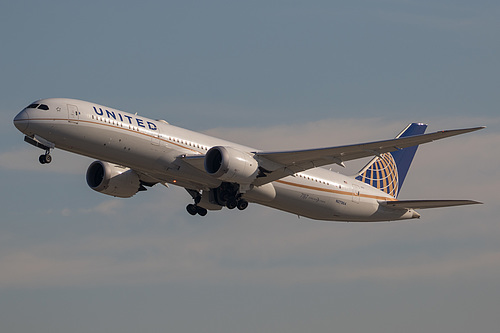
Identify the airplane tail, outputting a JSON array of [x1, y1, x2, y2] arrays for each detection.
[[355, 123, 428, 198]]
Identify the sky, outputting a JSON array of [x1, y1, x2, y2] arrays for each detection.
[[1, 1, 499, 332]]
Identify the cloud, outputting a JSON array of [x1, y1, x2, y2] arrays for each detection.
[[338, 250, 500, 281], [204, 116, 494, 150], [1, 220, 499, 289], [80, 200, 125, 216], [203, 117, 400, 151]]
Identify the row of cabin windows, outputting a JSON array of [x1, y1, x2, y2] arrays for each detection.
[[169, 137, 209, 151], [91, 114, 209, 152], [296, 173, 343, 188], [92, 114, 142, 132]]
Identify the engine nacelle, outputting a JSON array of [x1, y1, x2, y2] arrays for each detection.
[[204, 146, 259, 183], [86, 161, 141, 198]]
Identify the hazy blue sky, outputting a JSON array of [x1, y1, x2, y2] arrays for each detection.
[[1, 1, 499, 332]]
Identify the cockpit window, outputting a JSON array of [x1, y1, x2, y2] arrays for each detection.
[[26, 103, 49, 110]]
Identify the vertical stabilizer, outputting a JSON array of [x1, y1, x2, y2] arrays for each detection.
[[355, 123, 427, 198]]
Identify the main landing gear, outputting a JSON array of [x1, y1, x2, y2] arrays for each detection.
[[186, 203, 207, 216], [185, 183, 249, 217], [216, 183, 249, 211], [219, 191, 249, 211], [185, 190, 208, 216]]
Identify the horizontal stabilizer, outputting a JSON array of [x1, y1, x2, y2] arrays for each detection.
[[380, 199, 482, 210]]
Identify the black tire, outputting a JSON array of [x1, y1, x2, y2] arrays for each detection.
[[186, 204, 198, 215], [44, 154, 52, 164], [196, 207, 207, 216], [226, 198, 237, 210], [237, 199, 249, 210], [39, 155, 46, 164]]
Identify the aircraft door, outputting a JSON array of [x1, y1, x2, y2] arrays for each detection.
[[68, 104, 79, 123], [352, 184, 360, 203], [151, 126, 160, 145]]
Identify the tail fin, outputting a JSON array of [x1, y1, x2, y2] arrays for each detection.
[[355, 123, 427, 198]]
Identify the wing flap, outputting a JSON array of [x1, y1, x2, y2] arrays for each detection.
[[380, 199, 482, 210]]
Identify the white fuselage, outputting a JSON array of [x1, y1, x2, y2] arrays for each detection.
[[14, 98, 418, 222]]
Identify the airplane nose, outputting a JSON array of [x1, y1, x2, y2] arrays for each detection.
[[13, 109, 29, 133]]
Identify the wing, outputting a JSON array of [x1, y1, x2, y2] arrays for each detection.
[[180, 126, 484, 187], [379, 199, 482, 209], [252, 126, 484, 186]]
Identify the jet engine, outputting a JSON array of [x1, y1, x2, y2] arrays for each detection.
[[86, 161, 141, 198], [204, 146, 259, 183]]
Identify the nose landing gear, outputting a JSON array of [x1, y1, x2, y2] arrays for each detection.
[[24, 136, 55, 165], [39, 151, 52, 164]]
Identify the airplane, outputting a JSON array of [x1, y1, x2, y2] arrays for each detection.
[[13, 98, 484, 222]]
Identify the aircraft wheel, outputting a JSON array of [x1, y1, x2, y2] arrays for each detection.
[[237, 199, 248, 210], [186, 204, 198, 215], [196, 206, 207, 216], [39, 154, 52, 164], [226, 198, 237, 210]]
